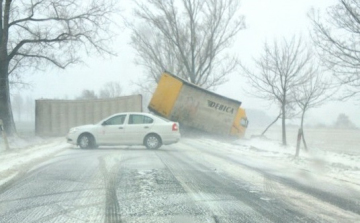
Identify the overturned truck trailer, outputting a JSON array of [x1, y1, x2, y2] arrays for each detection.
[[149, 72, 248, 138], [35, 95, 142, 136]]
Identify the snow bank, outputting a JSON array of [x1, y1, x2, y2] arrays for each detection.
[[232, 137, 360, 187], [184, 133, 360, 195], [182, 135, 360, 214], [0, 136, 70, 187]]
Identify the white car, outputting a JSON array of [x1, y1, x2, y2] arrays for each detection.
[[66, 112, 180, 149]]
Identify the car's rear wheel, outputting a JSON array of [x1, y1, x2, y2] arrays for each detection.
[[78, 133, 96, 149], [144, 134, 162, 150]]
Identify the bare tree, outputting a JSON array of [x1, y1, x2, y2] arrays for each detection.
[[261, 112, 282, 136], [309, 0, 360, 99], [77, 90, 97, 100], [334, 113, 357, 129], [293, 72, 331, 154], [99, 82, 123, 98], [0, 0, 118, 135], [130, 0, 245, 90], [241, 36, 315, 146]]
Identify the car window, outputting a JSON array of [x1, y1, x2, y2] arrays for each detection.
[[128, 115, 153, 124], [104, 115, 126, 125]]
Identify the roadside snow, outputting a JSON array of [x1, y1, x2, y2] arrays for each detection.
[[187, 135, 360, 197], [178, 136, 360, 221], [235, 137, 360, 188], [0, 136, 70, 187]]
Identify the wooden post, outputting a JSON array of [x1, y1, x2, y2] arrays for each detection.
[[0, 119, 10, 150], [295, 128, 303, 157]]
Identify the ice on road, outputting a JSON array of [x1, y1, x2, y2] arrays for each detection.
[[0, 137, 359, 223]]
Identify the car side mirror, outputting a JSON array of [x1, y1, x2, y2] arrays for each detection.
[[102, 121, 108, 126]]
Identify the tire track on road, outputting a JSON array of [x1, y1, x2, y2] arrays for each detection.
[[99, 156, 122, 223], [181, 138, 360, 220], [0, 150, 106, 223], [154, 148, 314, 222]]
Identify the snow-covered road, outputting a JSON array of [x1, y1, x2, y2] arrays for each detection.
[[0, 137, 359, 222]]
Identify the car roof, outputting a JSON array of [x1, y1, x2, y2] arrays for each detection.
[[111, 112, 152, 116], [98, 112, 173, 124]]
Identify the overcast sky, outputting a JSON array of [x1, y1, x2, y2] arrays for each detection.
[[15, 0, 359, 127]]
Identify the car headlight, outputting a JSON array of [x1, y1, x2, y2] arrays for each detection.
[[69, 127, 78, 134]]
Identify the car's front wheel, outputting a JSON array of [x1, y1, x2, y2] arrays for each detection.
[[144, 134, 162, 150], [78, 133, 96, 149]]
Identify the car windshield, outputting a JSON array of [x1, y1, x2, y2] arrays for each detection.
[[1, 1, 359, 223]]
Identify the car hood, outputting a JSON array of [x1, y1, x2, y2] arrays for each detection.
[[76, 124, 96, 129], [70, 124, 97, 132]]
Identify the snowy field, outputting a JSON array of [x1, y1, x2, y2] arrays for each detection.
[[241, 127, 360, 193], [246, 127, 360, 155]]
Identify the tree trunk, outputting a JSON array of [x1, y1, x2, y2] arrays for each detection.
[[295, 128, 303, 157], [300, 110, 308, 151], [302, 131, 308, 151], [0, 60, 16, 135], [281, 104, 287, 146], [1, 0, 16, 135], [261, 112, 281, 136]]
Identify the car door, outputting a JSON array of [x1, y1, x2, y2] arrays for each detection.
[[97, 114, 127, 145], [126, 114, 154, 144]]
